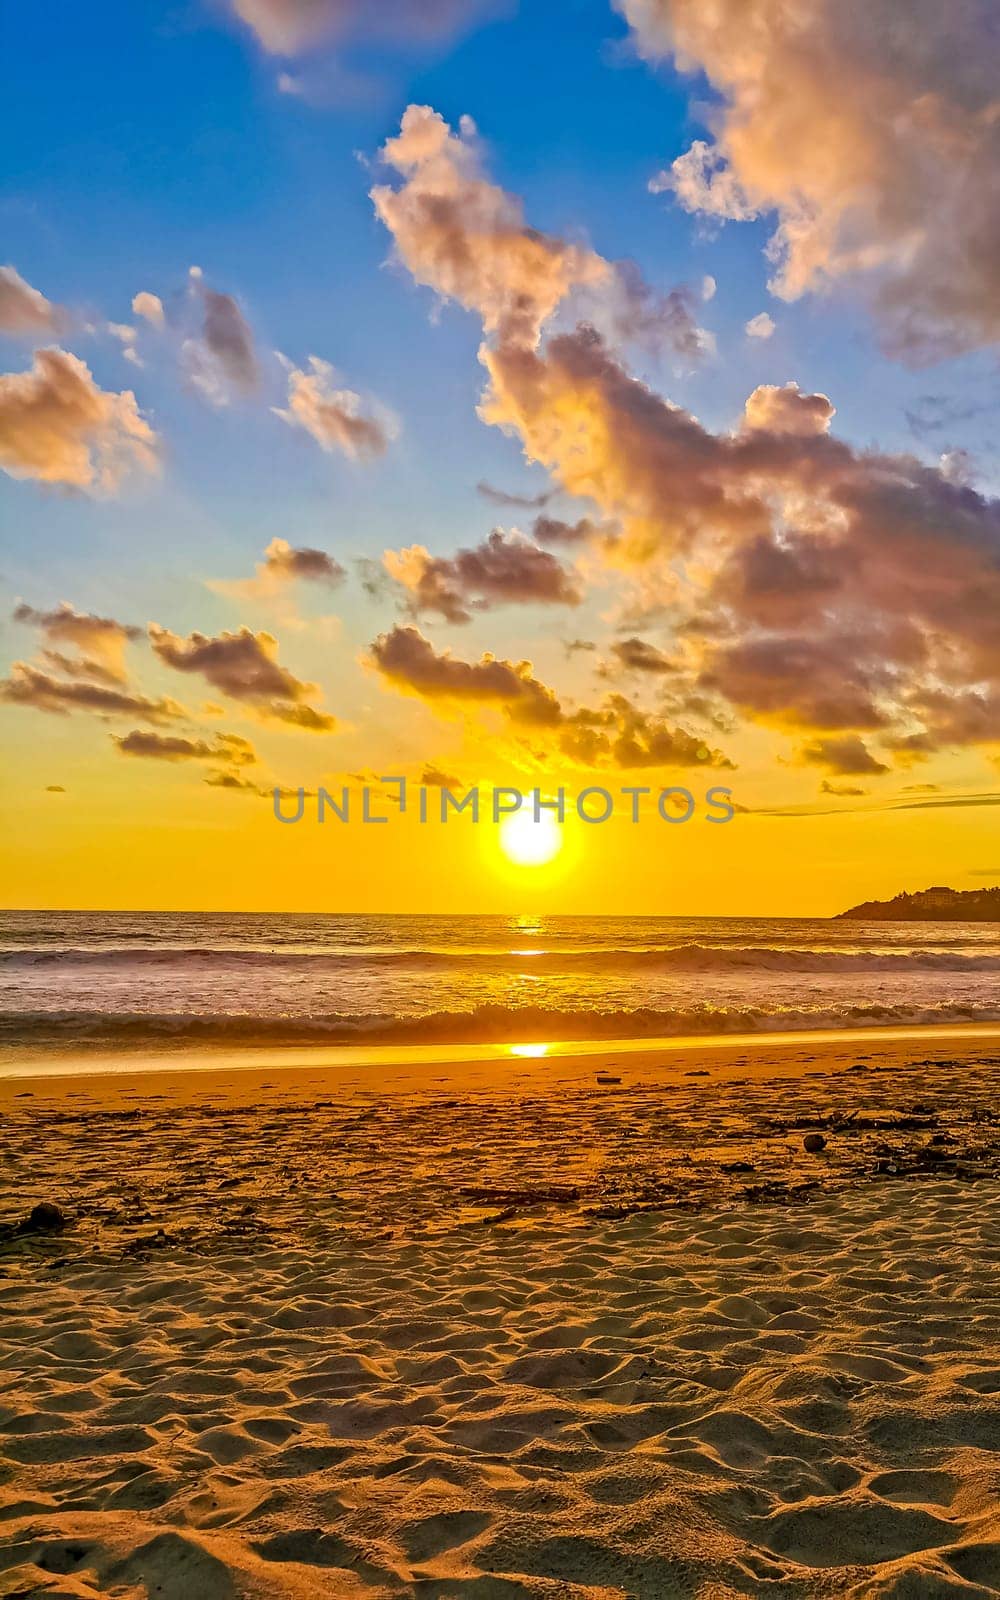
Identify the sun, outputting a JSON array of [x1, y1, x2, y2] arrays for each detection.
[[499, 809, 564, 868]]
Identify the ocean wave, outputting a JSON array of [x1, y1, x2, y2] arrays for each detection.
[[3, 999, 999, 1049], [4, 943, 1000, 974]]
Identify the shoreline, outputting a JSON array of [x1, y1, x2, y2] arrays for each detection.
[[3, 1018, 1000, 1105]]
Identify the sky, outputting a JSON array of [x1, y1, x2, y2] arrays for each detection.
[[2, 0, 999, 915]]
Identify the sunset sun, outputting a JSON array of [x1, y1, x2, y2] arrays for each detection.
[[498, 810, 563, 868]]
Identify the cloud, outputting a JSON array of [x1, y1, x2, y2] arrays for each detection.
[[148, 623, 337, 730], [0, 661, 184, 723], [482, 325, 1000, 757], [0, 347, 158, 491], [368, 623, 562, 725], [211, 537, 347, 600], [741, 382, 835, 437], [135, 273, 260, 407], [372, 106, 609, 349], [421, 763, 462, 788], [701, 636, 894, 733], [183, 284, 258, 406], [372, 105, 709, 359], [798, 734, 890, 776], [627, 0, 1000, 360], [480, 326, 769, 563], [228, 0, 493, 57], [113, 728, 257, 764], [607, 636, 678, 675], [820, 780, 868, 797], [132, 292, 164, 329], [12, 601, 141, 683], [476, 480, 551, 509], [0, 267, 63, 336], [274, 357, 393, 460], [745, 312, 775, 341], [382, 527, 582, 623], [531, 514, 607, 547], [374, 101, 1000, 765], [368, 624, 732, 768]]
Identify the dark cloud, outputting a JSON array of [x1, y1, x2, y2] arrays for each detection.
[[369, 623, 563, 726], [820, 780, 868, 797], [476, 481, 552, 509], [369, 624, 732, 769], [701, 636, 894, 733], [799, 735, 890, 776], [182, 283, 258, 405], [383, 528, 582, 623], [0, 662, 184, 724], [607, 637, 678, 676], [420, 764, 462, 788], [531, 514, 606, 547], [148, 623, 337, 731], [113, 728, 257, 764]]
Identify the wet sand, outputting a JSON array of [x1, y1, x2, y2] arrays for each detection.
[[2, 1029, 1000, 1597]]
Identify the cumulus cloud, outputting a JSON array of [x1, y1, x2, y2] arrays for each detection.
[[374, 100, 1000, 767], [382, 527, 582, 623], [368, 624, 731, 768], [0, 267, 63, 336], [12, 601, 141, 683], [132, 292, 164, 329], [627, 0, 1000, 360], [741, 382, 835, 438], [148, 623, 337, 731], [275, 357, 393, 460], [0, 347, 158, 491], [0, 662, 184, 724], [368, 623, 562, 725], [211, 537, 347, 600], [745, 312, 775, 341], [372, 105, 709, 359]]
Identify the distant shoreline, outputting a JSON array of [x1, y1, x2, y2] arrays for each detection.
[[837, 885, 1000, 920]]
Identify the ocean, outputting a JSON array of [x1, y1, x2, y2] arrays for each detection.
[[3, 909, 1000, 1053]]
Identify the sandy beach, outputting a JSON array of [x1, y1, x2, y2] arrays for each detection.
[[2, 1028, 1000, 1598]]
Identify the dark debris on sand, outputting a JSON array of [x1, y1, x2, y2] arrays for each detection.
[[0, 1051, 999, 1266]]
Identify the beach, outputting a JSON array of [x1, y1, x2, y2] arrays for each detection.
[[2, 1028, 1000, 1598]]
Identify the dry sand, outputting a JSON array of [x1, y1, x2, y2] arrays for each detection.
[[2, 1029, 1000, 1598]]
